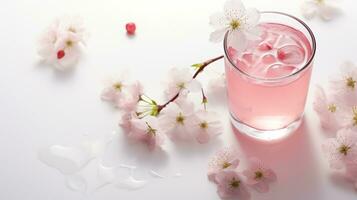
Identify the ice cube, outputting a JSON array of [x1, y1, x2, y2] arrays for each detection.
[[261, 54, 276, 64], [266, 64, 298, 78], [277, 45, 305, 65], [258, 42, 273, 51], [227, 47, 238, 60], [236, 59, 249, 72], [242, 53, 254, 64]]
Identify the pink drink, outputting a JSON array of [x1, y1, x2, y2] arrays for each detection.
[[224, 12, 316, 141]]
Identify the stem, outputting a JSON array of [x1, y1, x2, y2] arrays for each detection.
[[157, 55, 224, 113]]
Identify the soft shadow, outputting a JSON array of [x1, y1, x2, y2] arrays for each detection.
[[233, 119, 323, 200], [329, 171, 356, 192], [33, 58, 79, 81], [172, 137, 224, 159]]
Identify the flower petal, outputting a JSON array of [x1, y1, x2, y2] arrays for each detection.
[[224, 0, 246, 21], [228, 31, 248, 51], [243, 8, 260, 30], [319, 4, 341, 21], [301, 1, 318, 20], [196, 131, 210, 144], [209, 27, 229, 43], [209, 12, 228, 29]]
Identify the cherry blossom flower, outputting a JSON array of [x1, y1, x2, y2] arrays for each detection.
[[301, 0, 341, 21], [189, 110, 223, 144], [58, 16, 88, 44], [120, 81, 143, 112], [313, 85, 343, 132], [37, 16, 87, 70], [208, 147, 240, 182], [119, 112, 137, 133], [159, 101, 195, 141], [129, 116, 164, 150], [215, 170, 251, 200], [164, 67, 201, 100], [209, 0, 261, 51], [322, 128, 357, 169], [243, 158, 277, 193], [101, 76, 128, 108], [329, 62, 357, 106], [339, 106, 357, 128]]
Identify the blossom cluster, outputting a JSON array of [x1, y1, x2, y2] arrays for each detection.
[[208, 147, 277, 199], [101, 66, 224, 150], [37, 16, 87, 70], [301, 0, 341, 21], [314, 61, 357, 189]]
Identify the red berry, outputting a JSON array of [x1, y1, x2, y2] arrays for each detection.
[[125, 22, 136, 35], [57, 50, 65, 59]]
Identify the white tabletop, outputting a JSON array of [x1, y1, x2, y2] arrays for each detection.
[[1, 0, 357, 199]]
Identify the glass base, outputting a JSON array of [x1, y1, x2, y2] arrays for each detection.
[[230, 113, 302, 142]]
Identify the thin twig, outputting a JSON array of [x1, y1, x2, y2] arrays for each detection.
[[157, 55, 224, 113]]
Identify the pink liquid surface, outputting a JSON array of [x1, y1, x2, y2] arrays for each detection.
[[225, 23, 313, 130]]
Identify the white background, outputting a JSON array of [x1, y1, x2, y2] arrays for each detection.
[[1, 0, 357, 199]]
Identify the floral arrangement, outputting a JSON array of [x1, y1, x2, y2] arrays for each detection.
[[35, 0, 355, 199], [314, 61, 357, 189], [207, 147, 277, 199]]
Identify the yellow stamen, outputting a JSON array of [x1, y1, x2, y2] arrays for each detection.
[[346, 77, 356, 89], [199, 121, 208, 129], [229, 178, 240, 188], [328, 104, 337, 113], [230, 19, 241, 30], [177, 82, 185, 89], [176, 113, 185, 125], [255, 171, 264, 180], [66, 40, 74, 47], [113, 82, 122, 91], [146, 122, 157, 136], [222, 162, 231, 169], [339, 145, 351, 156]]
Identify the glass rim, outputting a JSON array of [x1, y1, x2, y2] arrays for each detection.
[[223, 11, 317, 82]]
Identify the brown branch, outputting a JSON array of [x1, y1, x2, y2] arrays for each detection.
[[157, 55, 224, 113]]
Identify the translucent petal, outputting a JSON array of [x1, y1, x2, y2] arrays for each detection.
[[243, 8, 260, 30], [209, 12, 228, 29], [209, 27, 229, 43], [301, 1, 318, 20], [228, 31, 248, 51], [224, 0, 246, 21], [319, 4, 341, 21]]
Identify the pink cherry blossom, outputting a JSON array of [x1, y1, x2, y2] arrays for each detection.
[[322, 128, 357, 169], [243, 158, 277, 193], [164, 67, 201, 100], [189, 110, 223, 144], [58, 15, 88, 44], [120, 81, 143, 112], [129, 116, 164, 150], [208, 147, 240, 182], [338, 106, 357, 129], [159, 101, 195, 141], [215, 170, 251, 200], [329, 61, 357, 106], [37, 16, 86, 70], [313, 85, 343, 132], [101, 76, 128, 108], [119, 111, 137, 133]]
